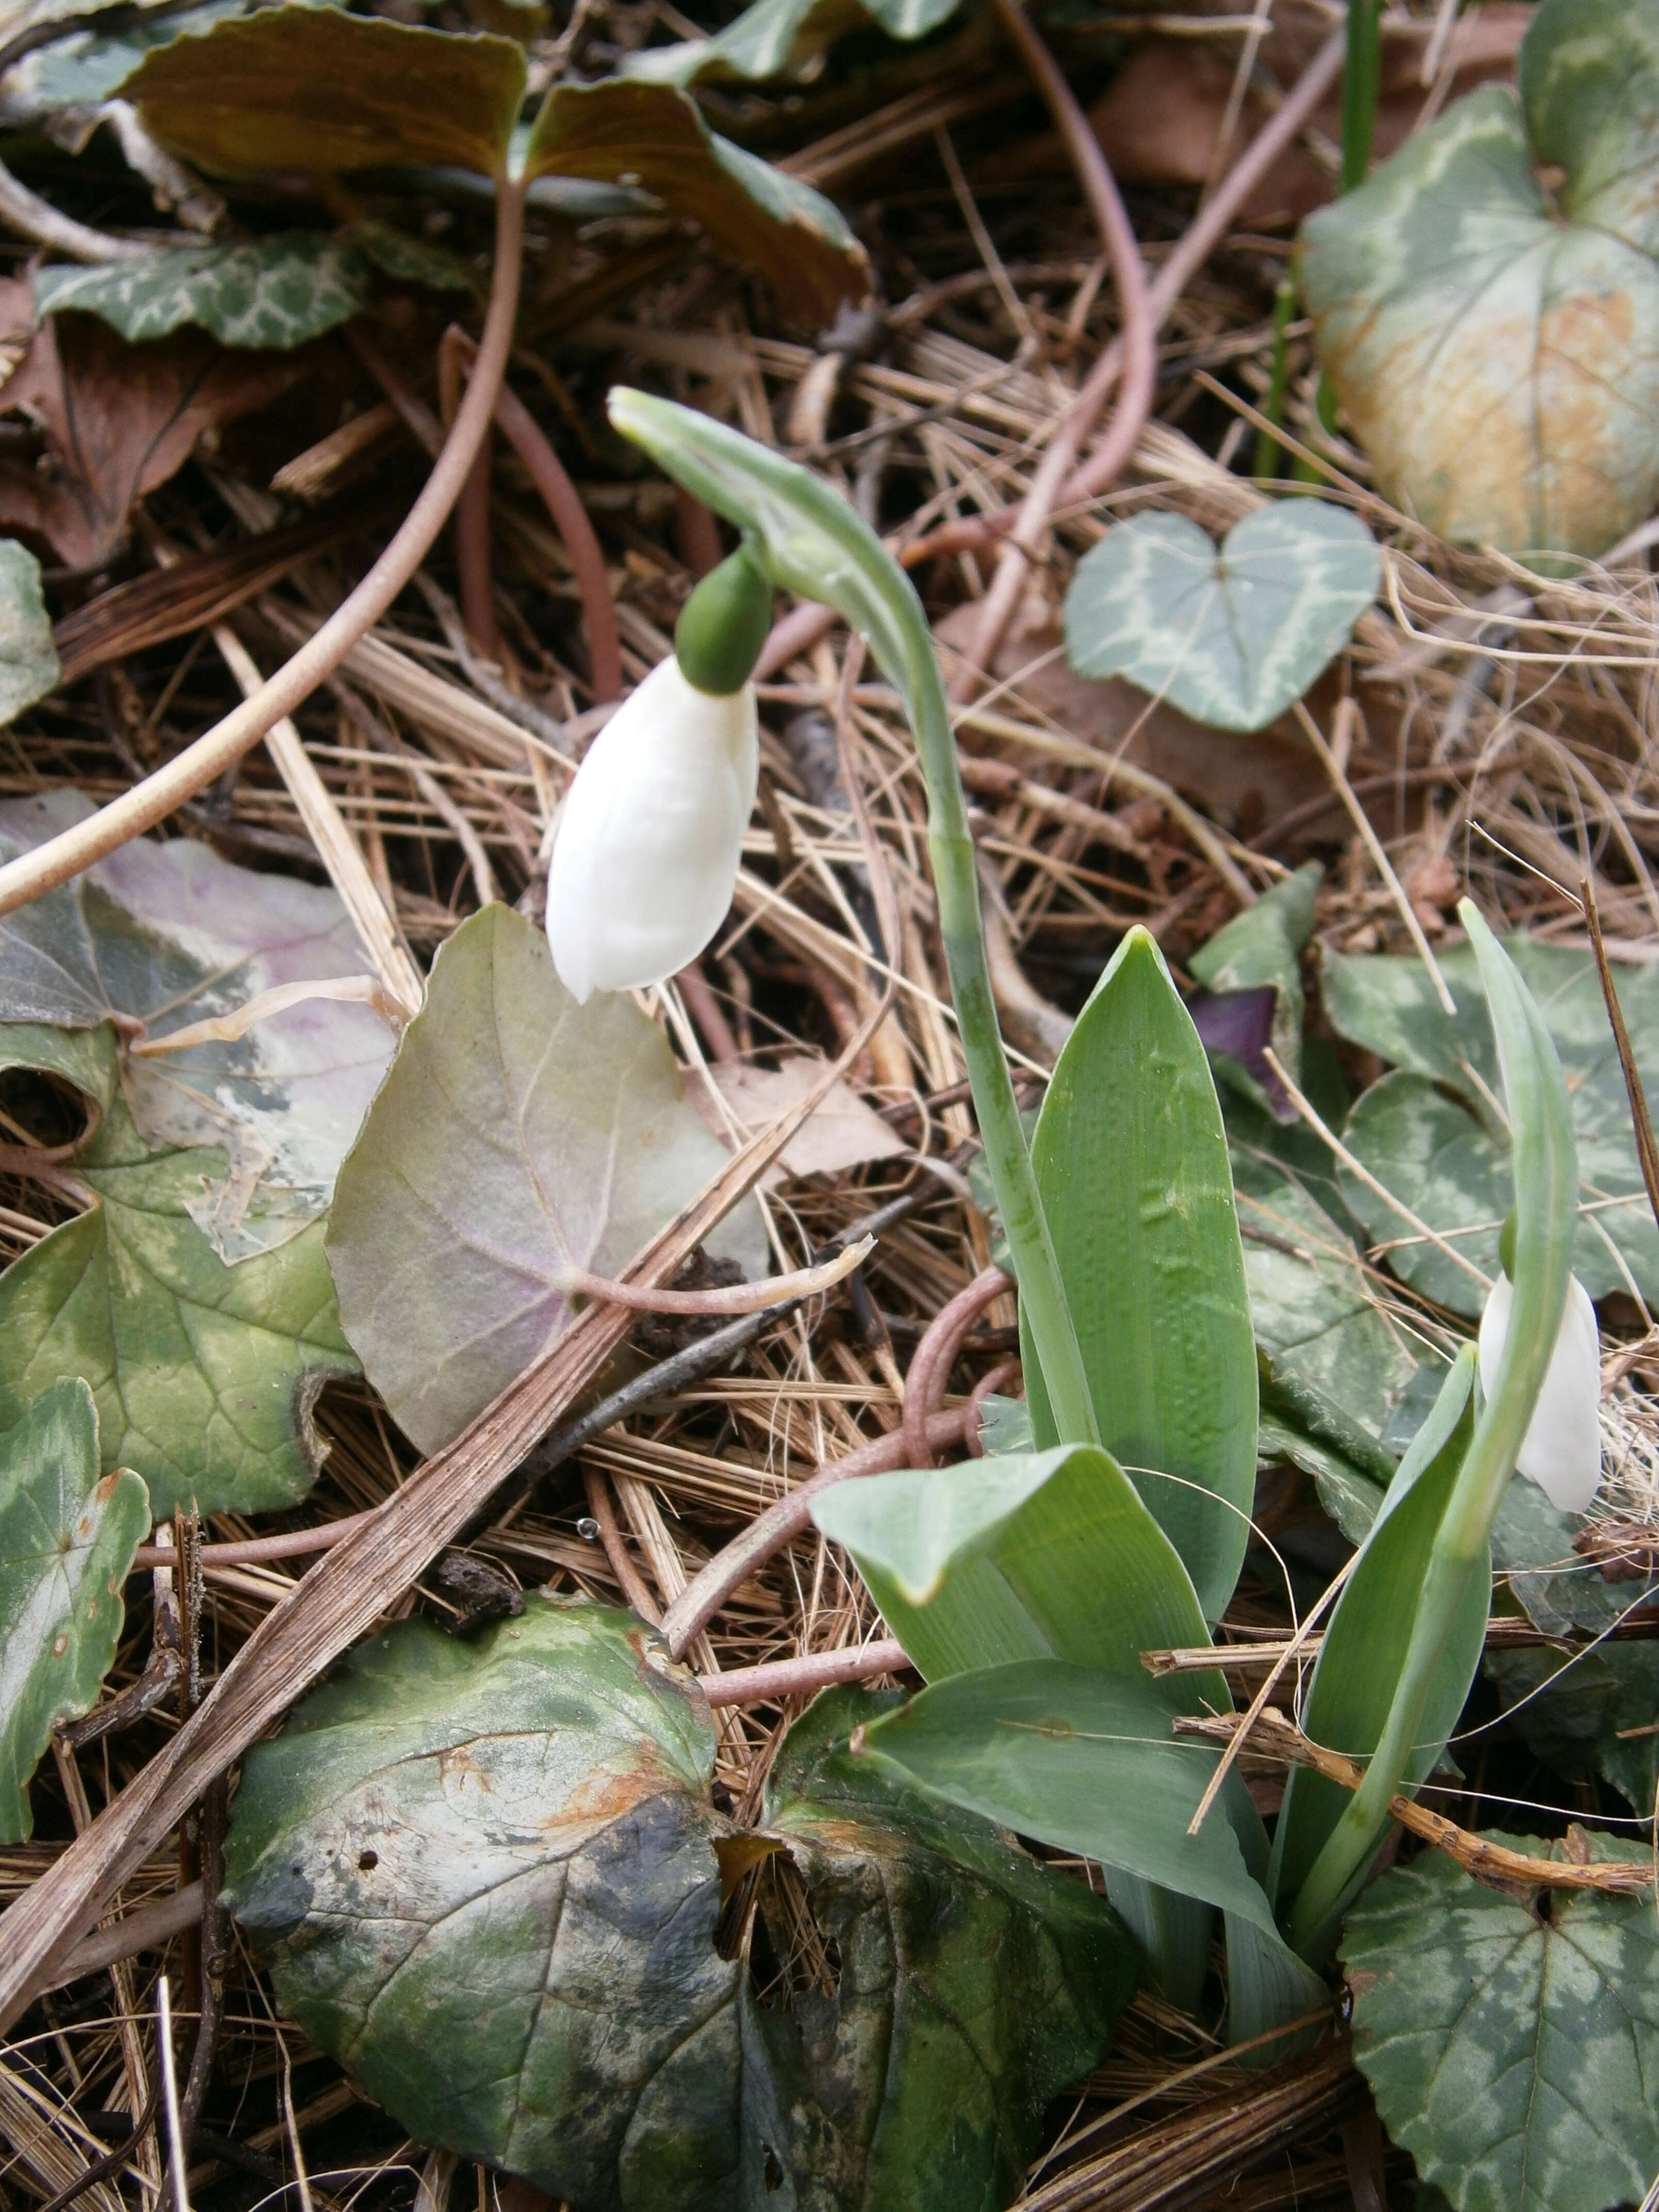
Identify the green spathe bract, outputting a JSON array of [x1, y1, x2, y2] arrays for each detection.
[[675, 541, 774, 695]]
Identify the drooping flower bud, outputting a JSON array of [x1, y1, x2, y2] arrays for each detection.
[[546, 543, 771, 1003], [1478, 1220, 1602, 1514]]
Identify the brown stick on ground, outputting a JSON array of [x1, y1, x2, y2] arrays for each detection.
[[1175, 1707, 1656, 1895]]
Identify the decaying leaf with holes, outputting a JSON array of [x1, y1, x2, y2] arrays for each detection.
[[0, 1022, 357, 1519], [0, 790, 396, 1259], [222, 1599, 1136, 2209], [0, 1379, 149, 1842]]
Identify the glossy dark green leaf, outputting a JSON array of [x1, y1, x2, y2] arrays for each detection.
[[0, 1022, 357, 1519], [522, 78, 868, 328], [1344, 1835, 1659, 2211], [225, 1603, 1134, 2208], [1021, 930, 1256, 1621], [326, 905, 763, 1455], [1269, 1351, 1482, 1951], [0, 1379, 149, 1842], [1325, 937, 1659, 1316], [1485, 1638, 1659, 1816], [0, 542, 59, 727]]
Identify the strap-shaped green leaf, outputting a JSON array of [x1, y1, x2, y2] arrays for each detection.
[[1021, 929, 1257, 1621], [1267, 1347, 1480, 1943]]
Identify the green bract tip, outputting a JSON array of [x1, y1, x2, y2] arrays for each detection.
[[674, 541, 773, 696], [1498, 1207, 1518, 1281]]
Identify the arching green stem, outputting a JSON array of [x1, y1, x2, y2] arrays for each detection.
[[1286, 903, 1576, 1957], [608, 389, 1099, 1449]]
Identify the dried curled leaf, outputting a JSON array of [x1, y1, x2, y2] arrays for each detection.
[[0, 1379, 149, 1842], [223, 1600, 1136, 2207]]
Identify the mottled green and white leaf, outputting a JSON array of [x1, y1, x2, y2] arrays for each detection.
[[34, 234, 369, 349], [224, 1601, 1133, 2208], [1300, 1, 1659, 559], [0, 541, 59, 727], [0, 1379, 148, 1842], [620, 0, 962, 87], [1063, 502, 1379, 732], [326, 904, 763, 1456], [1327, 936, 1659, 1316], [1344, 1836, 1659, 2212]]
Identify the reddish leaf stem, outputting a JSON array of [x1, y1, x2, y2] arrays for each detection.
[[901, 1266, 1013, 1470], [701, 1637, 909, 1708]]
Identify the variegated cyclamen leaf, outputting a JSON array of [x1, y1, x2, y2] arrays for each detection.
[[620, 0, 963, 88], [1344, 1838, 1659, 2212], [0, 541, 58, 726], [0, 1379, 149, 1842], [1300, 2, 1659, 560], [1063, 503, 1379, 733], [223, 1603, 1134, 2209], [1189, 861, 1321, 1114], [34, 235, 372, 350]]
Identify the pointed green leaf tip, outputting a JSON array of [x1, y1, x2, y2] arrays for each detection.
[[674, 541, 773, 695]]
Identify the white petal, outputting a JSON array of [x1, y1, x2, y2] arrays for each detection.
[[545, 659, 758, 1001], [1478, 1271, 1603, 1515]]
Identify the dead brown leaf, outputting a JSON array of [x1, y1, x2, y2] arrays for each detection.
[[0, 313, 304, 572], [690, 1056, 907, 1184]]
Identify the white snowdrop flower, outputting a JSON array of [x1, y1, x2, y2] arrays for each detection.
[[546, 541, 771, 1004], [1478, 1268, 1603, 1515]]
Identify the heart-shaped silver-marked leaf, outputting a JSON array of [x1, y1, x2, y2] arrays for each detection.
[[0, 541, 58, 727], [0, 789, 396, 1260], [1344, 1837, 1659, 2212], [1063, 501, 1379, 732], [1299, 0, 1659, 560], [1325, 935, 1659, 1319], [326, 904, 765, 1456], [620, 0, 963, 88], [223, 1600, 1135, 2209], [0, 1378, 149, 1841], [32, 225, 470, 350]]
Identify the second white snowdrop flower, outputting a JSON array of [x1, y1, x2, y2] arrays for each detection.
[[1478, 1226, 1602, 1515], [547, 543, 771, 1004]]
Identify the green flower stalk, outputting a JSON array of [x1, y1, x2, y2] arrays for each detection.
[[607, 388, 1099, 1450], [1285, 902, 1577, 1959]]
